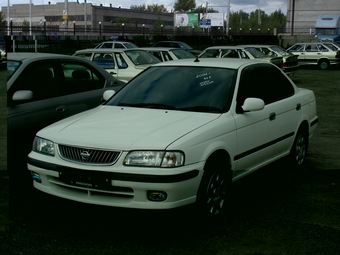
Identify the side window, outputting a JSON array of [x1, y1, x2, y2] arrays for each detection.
[[317, 44, 329, 52], [101, 43, 113, 49], [162, 52, 173, 61], [238, 50, 250, 59], [114, 43, 125, 49], [115, 53, 128, 68], [149, 51, 163, 61], [93, 53, 115, 69], [237, 64, 294, 112], [306, 44, 318, 52], [61, 61, 106, 95], [10, 61, 58, 103]]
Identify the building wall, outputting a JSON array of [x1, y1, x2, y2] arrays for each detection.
[[286, 0, 340, 34], [2, 2, 173, 32]]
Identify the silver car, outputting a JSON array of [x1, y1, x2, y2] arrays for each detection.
[[287, 42, 340, 70], [7, 52, 125, 173], [94, 41, 138, 49], [73, 48, 161, 82]]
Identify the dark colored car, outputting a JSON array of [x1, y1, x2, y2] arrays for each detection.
[[152, 41, 202, 56], [7, 52, 125, 175]]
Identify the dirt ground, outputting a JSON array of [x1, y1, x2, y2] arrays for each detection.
[[0, 65, 339, 255]]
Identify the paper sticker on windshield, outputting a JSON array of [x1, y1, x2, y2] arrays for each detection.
[[196, 73, 214, 86]]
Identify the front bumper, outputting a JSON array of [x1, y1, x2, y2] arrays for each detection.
[[27, 155, 204, 209]]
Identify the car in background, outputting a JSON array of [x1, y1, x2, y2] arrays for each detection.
[[110, 35, 134, 43], [152, 41, 202, 56], [0, 48, 6, 59], [286, 42, 340, 70], [239, 44, 299, 75], [139, 47, 196, 61], [95, 41, 139, 49], [73, 48, 161, 82], [198, 45, 284, 70], [7, 52, 125, 177], [28, 58, 318, 218]]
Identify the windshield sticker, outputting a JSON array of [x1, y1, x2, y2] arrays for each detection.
[[197, 73, 214, 86]]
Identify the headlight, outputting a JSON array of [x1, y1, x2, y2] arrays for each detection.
[[124, 151, 184, 167], [32, 137, 55, 156]]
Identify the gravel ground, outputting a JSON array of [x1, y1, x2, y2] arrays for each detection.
[[0, 66, 339, 255]]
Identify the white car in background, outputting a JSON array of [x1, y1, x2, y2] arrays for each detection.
[[73, 48, 161, 82], [139, 47, 196, 61], [28, 58, 318, 218], [94, 41, 138, 49], [199, 45, 284, 70]]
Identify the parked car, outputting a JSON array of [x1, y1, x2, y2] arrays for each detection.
[[286, 42, 340, 70], [27, 58, 318, 217], [73, 48, 161, 82], [198, 45, 284, 70], [152, 41, 202, 56], [139, 47, 196, 61], [239, 44, 299, 75], [7, 52, 125, 176], [109, 35, 134, 43], [94, 41, 138, 49]]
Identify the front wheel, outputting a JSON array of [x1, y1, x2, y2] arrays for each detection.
[[196, 162, 230, 217]]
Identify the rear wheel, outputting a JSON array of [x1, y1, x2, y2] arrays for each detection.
[[318, 59, 330, 70], [289, 128, 308, 167]]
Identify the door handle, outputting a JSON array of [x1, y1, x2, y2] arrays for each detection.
[[56, 105, 66, 112], [109, 72, 117, 75], [269, 112, 276, 121]]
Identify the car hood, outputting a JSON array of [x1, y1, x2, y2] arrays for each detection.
[[38, 106, 220, 150]]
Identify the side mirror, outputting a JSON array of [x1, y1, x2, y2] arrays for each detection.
[[12, 90, 33, 101], [242, 98, 265, 112], [103, 90, 115, 102]]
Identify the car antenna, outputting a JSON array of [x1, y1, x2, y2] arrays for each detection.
[[194, 56, 200, 62]]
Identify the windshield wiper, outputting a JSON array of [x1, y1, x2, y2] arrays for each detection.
[[118, 103, 177, 110]]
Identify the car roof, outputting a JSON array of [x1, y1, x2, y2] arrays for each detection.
[[98, 41, 134, 44], [75, 48, 144, 53], [8, 52, 84, 61], [204, 45, 253, 50], [151, 57, 274, 69], [139, 47, 185, 51]]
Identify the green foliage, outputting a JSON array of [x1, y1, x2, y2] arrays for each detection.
[[115, 17, 132, 27], [228, 9, 286, 33], [130, 4, 169, 13], [0, 11, 6, 26], [152, 16, 165, 32], [173, 0, 196, 12], [193, 6, 218, 13]]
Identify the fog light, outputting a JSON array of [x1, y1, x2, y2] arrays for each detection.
[[31, 172, 41, 183], [147, 191, 167, 201]]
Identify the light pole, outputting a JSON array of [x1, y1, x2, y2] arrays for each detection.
[[122, 23, 125, 36], [142, 24, 145, 36], [73, 21, 76, 36], [99, 21, 101, 36], [161, 24, 163, 35], [192, 25, 194, 36]]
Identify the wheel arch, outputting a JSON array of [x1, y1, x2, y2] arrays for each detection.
[[204, 149, 232, 174]]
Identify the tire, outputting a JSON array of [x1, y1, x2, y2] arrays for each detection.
[[290, 128, 308, 167], [318, 59, 330, 70], [196, 161, 231, 218]]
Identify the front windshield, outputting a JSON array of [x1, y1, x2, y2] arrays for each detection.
[[107, 66, 236, 113], [7, 60, 22, 80], [245, 47, 267, 58], [270, 46, 293, 56], [171, 49, 196, 59], [125, 50, 161, 65]]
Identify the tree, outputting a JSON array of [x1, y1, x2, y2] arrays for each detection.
[[0, 11, 6, 26], [130, 4, 169, 13], [173, 0, 196, 12], [193, 6, 218, 13]]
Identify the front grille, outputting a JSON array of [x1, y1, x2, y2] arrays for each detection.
[[58, 144, 122, 165]]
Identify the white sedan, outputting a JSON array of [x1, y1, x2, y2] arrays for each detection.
[[27, 58, 318, 217]]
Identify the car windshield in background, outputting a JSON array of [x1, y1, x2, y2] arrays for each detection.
[[7, 60, 21, 80], [270, 46, 292, 56], [125, 50, 161, 65], [245, 47, 267, 58], [171, 49, 196, 59], [107, 66, 236, 113], [122, 42, 139, 49]]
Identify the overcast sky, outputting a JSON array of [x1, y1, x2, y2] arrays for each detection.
[[1, 0, 288, 15]]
